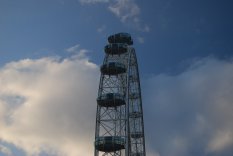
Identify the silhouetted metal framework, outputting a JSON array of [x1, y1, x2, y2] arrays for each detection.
[[94, 33, 146, 156]]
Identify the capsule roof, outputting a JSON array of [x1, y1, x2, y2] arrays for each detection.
[[108, 32, 133, 45]]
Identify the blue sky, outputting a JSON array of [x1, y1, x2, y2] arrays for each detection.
[[0, 0, 233, 156], [1, 0, 232, 74]]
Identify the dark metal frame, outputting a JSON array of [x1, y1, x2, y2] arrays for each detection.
[[94, 33, 146, 156]]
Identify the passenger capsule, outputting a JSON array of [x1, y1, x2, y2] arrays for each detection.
[[101, 62, 126, 75], [97, 93, 125, 107], [104, 43, 128, 55], [95, 136, 125, 152]]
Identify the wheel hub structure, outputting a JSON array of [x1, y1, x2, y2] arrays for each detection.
[[94, 33, 146, 156]]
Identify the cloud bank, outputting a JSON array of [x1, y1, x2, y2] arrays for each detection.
[[1, 54, 233, 156], [0, 53, 99, 156], [144, 57, 233, 156]]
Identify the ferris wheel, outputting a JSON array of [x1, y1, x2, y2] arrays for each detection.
[[94, 33, 146, 156]]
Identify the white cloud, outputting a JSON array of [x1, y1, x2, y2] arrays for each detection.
[[108, 0, 140, 22], [0, 52, 99, 155], [1, 51, 233, 156], [66, 44, 90, 60], [78, 0, 150, 32], [144, 57, 233, 156], [66, 44, 80, 53], [108, 0, 150, 32], [207, 130, 233, 153]]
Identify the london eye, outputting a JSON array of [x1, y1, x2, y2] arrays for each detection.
[[94, 33, 146, 156]]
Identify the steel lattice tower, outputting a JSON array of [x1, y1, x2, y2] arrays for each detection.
[[94, 33, 146, 156]]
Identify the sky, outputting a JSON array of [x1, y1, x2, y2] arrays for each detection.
[[0, 0, 233, 156]]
